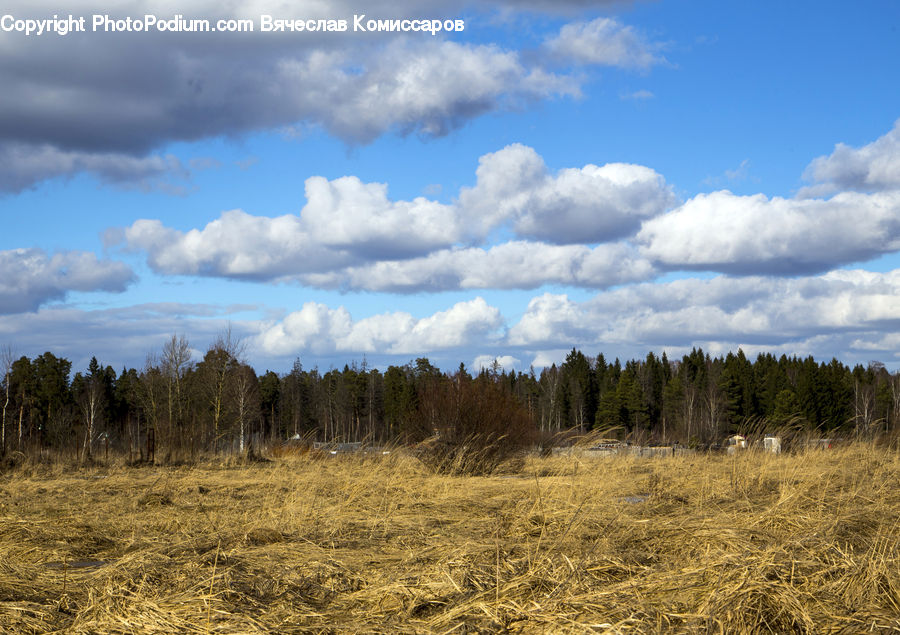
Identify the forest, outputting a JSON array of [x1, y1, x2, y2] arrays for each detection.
[[1, 330, 899, 462]]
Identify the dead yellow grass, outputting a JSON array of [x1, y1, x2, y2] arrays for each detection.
[[1, 444, 899, 633]]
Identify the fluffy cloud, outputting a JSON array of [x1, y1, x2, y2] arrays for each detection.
[[124, 174, 462, 279], [2, 38, 573, 167], [125, 212, 344, 278], [0, 248, 135, 313], [4, 268, 900, 373], [507, 293, 591, 347], [850, 332, 900, 353], [124, 171, 462, 278], [637, 119, 900, 275], [638, 190, 900, 274], [123, 120, 900, 284], [299, 175, 460, 258], [284, 41, 577, 144], [508, 270, 900, 355], [0, 1, 656, 191], [804, 119, 900, 192], [544, 17, 665, 68], [123, 145, 668, 286], [254, 303, 353, 355], [255, 297, 502, 356], [472, 354, 520, 372], [0, 144, 189, 194], [460, 143, 675, 243], [302, 241, 655, 292]]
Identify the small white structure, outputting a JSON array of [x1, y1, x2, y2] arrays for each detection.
[[762, 436, 782, 454], [725, 434, 747, 455]]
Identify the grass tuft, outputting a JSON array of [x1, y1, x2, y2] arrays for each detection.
[[1, 444, 899, 632]]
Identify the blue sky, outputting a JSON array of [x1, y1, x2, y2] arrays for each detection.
[[2, 0, 900, 374]]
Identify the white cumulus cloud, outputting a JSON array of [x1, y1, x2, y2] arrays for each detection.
[[125, 212, 344, 278], [300, 175, 460, 258], [638, 190, 900, 274], [302, 241, 656, 292], [459, 143, 675, 244], [506, 270, 900, 355], [472, 354, 520, 372], [255, 297, 503, 357], [507, 293, 590, 347], [123, 145, 670, 286], [124, 174, 462, 279], [0, 248, 135, 313], [804, 119, 900, 192]]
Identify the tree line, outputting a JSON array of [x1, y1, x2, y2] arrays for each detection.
[[2, 333, 899, 461]]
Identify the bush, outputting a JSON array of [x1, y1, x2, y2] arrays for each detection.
[[413, 373, 537, 475]]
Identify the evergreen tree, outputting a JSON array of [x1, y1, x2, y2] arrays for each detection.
[[562, 348, 596, 431]]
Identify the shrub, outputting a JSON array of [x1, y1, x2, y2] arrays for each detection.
[[413, 372, 537, 475]]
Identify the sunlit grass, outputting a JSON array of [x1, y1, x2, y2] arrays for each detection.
[[1, 444, 899, 632]]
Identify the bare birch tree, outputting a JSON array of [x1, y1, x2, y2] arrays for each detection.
[[160, 334, 193, 455], [233, 364, 258, 454], [198, 325, 245, 454], [1, 345, 12, 455], [890, 371, 900, 433], [77, 374, 102, 462], [854, 378, 876, 438]]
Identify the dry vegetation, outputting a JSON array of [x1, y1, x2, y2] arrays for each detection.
[[1, 444, 900, 633]]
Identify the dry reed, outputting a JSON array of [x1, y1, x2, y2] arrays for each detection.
[[1, 444, 899, 633]]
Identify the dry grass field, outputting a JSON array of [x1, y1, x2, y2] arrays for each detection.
[[1, 444, 899, 633]]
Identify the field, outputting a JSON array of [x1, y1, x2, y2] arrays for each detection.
[[1, 444, 899, 633]]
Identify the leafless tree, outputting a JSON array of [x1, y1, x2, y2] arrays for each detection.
[[703, 381, 725, 441], [1, 344, 12, 455], [854, 378, 876, 438], [233, 364, 258, 454], [162, 334, 192, 415], [199, 325, 245, 454], [154, 334, 194, 456], [78, 375, 102, 462], [681, 381, 699, 443], [138, 353, 165, 461], [539, 366, 562, 432], [890, 372, 900, 433]]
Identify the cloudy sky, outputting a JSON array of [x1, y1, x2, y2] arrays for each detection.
[[2, 0, 900, 374]]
